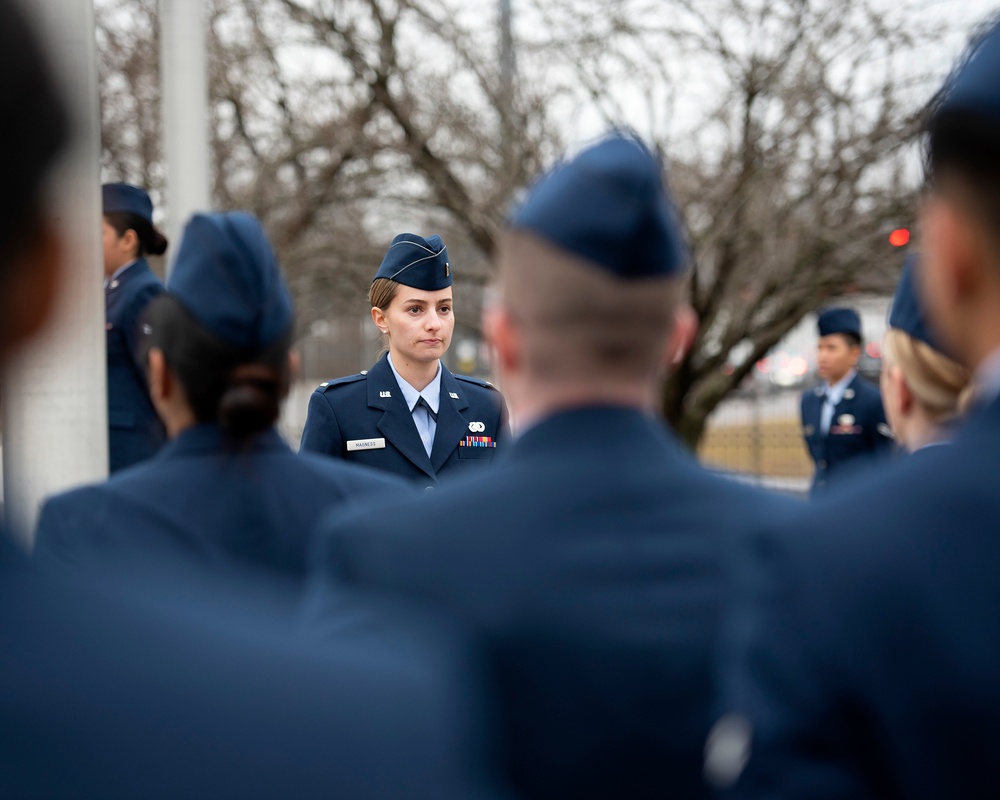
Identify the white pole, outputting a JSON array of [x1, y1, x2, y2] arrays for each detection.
[[160, 0, 212, 271], [2, 0, 106, 547]]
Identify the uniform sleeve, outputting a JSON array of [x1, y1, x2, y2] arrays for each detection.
[[34, 495, 85, 573], [867, 394, 894, 455], [122, 281, 164, 378], [494, 391, 511, 444], [712, 528, 877, 799], [300, 390, 346, 458]]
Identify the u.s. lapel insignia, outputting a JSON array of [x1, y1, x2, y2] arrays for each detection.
[[843, 388, 855, 400], [449, 392, 459, 399], [468, 421, 485, 433], [380, 390, 391, 398], [877, 423, 895, 438]]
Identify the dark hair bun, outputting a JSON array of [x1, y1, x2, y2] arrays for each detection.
[[147, 227, 169, 257], [217, 365, 281, 438]]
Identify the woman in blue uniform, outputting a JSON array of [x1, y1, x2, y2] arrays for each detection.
[[300, 233, 509, 487], [36, 211, 404, 583], [103, 182, 168, 472], [880, 253, 971, 453]]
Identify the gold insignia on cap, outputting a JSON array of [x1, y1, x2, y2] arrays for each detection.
[[445, 262, 450, 277]]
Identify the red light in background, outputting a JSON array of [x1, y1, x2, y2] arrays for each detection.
[[889, 228, 910, 247]]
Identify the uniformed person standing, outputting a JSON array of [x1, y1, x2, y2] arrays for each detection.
[[36, 211, 405, 582], [711, 16, 1000, 798], [881, 253, 971, 453], [102, 183, 167, 472], [800, 307, 892, 492], [300, 233, 509, 487]]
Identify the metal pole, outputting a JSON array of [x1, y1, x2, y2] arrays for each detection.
[[160, 0, 211, 274], [2, 0, 107, 547]]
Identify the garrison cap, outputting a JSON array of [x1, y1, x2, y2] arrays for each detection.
[[373, 233, 452, 291], [933, 18, 1000, 123], [510, 133, 687, 278], [817, 307, 862, 339], [102, 183, 154, 224], [168, 211, 293, 351], [888, 252, 946, 353]]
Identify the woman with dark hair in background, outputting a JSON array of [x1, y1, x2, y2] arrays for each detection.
[[102, 182, 168, 472], [300, 232, 509, 488], [36, 211, 405, 582]]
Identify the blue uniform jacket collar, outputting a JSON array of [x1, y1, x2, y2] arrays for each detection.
[[366, 354, 474, 477], [506, 405, 682, 463], [105, 257, 152, 293], [158, 424, 290, 459]]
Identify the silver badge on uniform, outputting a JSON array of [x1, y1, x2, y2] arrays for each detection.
[[379, 390, 391, 398], [449, 392, 459, 399], [468, 421, 486, 433], [877, 423, 895, 439], [838, 414, 855, 427]]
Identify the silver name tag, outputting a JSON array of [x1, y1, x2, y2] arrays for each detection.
[[347, 438, 386, 451]]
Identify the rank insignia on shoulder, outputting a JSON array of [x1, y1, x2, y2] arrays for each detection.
[[449, 392, 459, 399], [468, 421, 486, 433], [380, 390, 391, 398]]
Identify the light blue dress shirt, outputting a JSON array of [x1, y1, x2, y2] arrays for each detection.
[[387, 354, 441, 457]]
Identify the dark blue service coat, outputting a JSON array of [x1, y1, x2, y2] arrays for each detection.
[[716, 393, 1000, 799], [800, 373, 892, 492], [106, 258, 166, 473], [35, 425, 407, 581], [307, 406, 798, 799], [0, 532, 504, 799], [300, 353, 509, 487]]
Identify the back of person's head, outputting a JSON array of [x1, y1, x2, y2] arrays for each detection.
[[499, 133, 688, 386], [885, 252, 972, 421], [142, 212, 295, 440], [0, 0, 69, 344], [925, 15, 1000, 253]]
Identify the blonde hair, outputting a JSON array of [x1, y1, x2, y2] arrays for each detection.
[[882, 328, 973, 421]]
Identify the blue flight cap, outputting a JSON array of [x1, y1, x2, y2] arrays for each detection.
[[168, 212, 294, 351], [510, 133, 687, 278], [888, 252, 945, 353], [933, 18, 1000, 123], [373, 233, 452, 290], [102, 183, 153, 224], [817, 307, 861, 339]]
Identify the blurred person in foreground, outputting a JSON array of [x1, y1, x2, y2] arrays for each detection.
[[102, 182, 167, 472], [800, 307, 893, 493], [36, 210, 405, 586], [0, 2, 504, 796], [306, 133, 797, 799], [709, 15, 1000, 799], [881, 251, 972, 453]]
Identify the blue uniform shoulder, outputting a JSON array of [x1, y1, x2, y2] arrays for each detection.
[[315, 372, 369, 393], [454, 374, 499, 392]]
